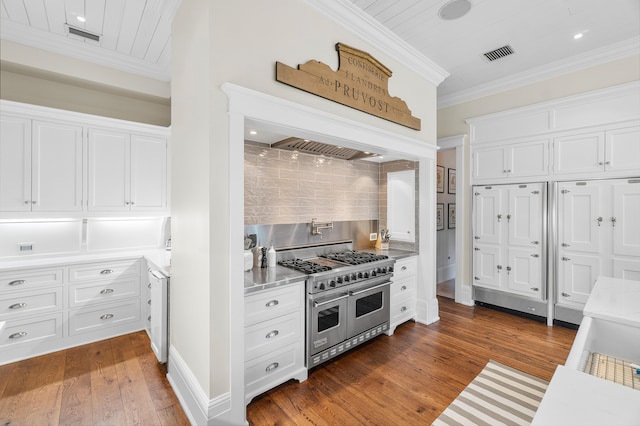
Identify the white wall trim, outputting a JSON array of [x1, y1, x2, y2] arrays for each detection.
[[166, 345, 231, 426], [438, 36, 640, 108], [305, 0, 449, 86], [437, 264, 455, 283]]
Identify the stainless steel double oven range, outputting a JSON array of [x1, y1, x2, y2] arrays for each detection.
[[278, 242, 395, 368]]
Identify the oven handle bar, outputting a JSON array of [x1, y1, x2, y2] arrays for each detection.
[[349, 281, 391, 296], [313, 293, 349, 307]]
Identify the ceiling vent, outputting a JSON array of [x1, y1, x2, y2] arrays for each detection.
[[482, 45, 515, 62], [66, 25, 100, 42]]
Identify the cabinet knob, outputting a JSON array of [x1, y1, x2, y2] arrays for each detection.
[[401, 285, 407, 291], [561, 292, 570, 297], [265, 300, 279, 308], [100, 313, 114, 320], [265, 362, 279, 372], [401, 306, 407, 312], [9, 331, 28, 339], [130, 201, 135, 205], [31, 200, 37, 204], [8, 280, 26, 286], [265, 330, 279, 339], [9, 302, 27, 309], [24, 201, 30, 205], [531, 287, 539, 292], [125, 201, 130, 205], [100, 288, 114, 294], [100, 269, 114, 275], [401, 266, 407, 271]]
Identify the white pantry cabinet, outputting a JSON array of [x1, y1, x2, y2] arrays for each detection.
[[0, 116, 83, 212], [472, 183, 545, 300], [88, 129, 167, 211], [556, 178, 640, 309], [553, 126, 640, 176], [472, 138, 549, 181], [387, 256, 417, 335]]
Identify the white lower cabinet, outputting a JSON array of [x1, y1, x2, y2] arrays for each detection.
[[387, 256, 417, 335], [244, 282, 307, 404], [0, 258, 144, 365]]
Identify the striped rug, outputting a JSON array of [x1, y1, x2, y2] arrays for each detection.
[[433, 360, 549, 426]]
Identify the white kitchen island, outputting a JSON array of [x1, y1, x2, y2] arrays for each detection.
[[533, 277, 640, 425]]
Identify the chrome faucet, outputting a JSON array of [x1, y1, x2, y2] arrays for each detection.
[[311, 218, 333, 237]]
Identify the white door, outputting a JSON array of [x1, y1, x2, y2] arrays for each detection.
[[31, 120, 83, 212], [473, 187, 503, 244], [612, 180, 640, 257], [605, 126, 640, 172], [508, 184, 543, 248], [553, 132, 604, 174], [0, 115, 31, 212], [130, 135, 167, 212], [508, 139, 549, 178], [558, 254, 601, 306], [88, 128, 130, 211], [472, 146, 506, 180], [473, 245, 502, 289], [558, 182, 602, 253], [506, 248, 542, 299]]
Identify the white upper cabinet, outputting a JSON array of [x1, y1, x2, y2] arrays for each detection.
[[606, 126, 640, 173], [88, 129, 167, 212], [0, 116, 82, 212], [472, 139, 548, 181]]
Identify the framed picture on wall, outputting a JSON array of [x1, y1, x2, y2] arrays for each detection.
[[448, 168, 456, 194], [436, 203, 444, 231], [436, 165, 444, 193], [448, 203, 456, 229]]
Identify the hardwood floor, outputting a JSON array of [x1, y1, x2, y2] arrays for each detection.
[[246, 296, 577, 425], [0, 298, 577, 425], [0, 331, 188, 426]]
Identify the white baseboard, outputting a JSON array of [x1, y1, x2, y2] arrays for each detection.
[[416, 297, 440, 325], [166, 345, 231, 425], [437, 264, 455, 283]]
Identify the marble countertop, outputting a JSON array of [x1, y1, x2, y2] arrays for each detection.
[[583, 276, 640, 327]]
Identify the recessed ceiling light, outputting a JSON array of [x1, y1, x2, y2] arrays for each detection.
[[76, 16, 86, 22], [573, 33, 583, 40], [249, 130, 257, 135], [439, 0, 471, 20]]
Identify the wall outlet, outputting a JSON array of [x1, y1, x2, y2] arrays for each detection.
[[19, 243, 33, 252], [369, 233, 378, 241]]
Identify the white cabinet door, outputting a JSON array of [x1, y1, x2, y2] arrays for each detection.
[[558, 182, 601, 253], [88, 129, 130, 211], [605, 126, 640, 172], [473, 244, 502, 289], [508, 184, 543, 248], [31, 121, 83, 212], [130, 135, 167, 212], [506, 248, 542, 299], [558, 254, 601, 306], [472, 146, 506, 180], [473, 187, 502, 244], [0, 115, 31, 212], [508, 139, 549, 178], [612, 180, 640, 257], [553, 132, 604, 175]]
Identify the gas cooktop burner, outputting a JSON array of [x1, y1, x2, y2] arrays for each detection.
[[277, 259, 332, 274], [320, 250, 389, 265]]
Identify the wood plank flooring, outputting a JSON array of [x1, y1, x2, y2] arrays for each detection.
[[246, 296, 577, 425], [0, 331, 188, 426], [0, 298, 577, 425]]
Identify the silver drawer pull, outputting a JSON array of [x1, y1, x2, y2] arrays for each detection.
[[401, 306, 407, 312], [265, 300, 279, 308], [401, 285, 407, 291], [148, 300, 151, 305], [100, 269, 114, 275], [265, 362, 279, 372], [148, 283, 152, 288], [100, 288, 114, 294], [8, 280, 26, 286], [100, 313, 114, 320], [147, 316, 151, 321], [9, 302, 27, 309], [265, 330, 279, 339], [401, 266, 407, 271], [9, 331, 28, 339]]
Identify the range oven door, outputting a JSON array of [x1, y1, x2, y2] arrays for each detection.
[[308, 291, 348, 357], [347, 278, 391, 338]]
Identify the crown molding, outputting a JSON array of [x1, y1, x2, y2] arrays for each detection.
[[305, 0, 449, 87], [438, 36, 640, 109], [0, 19, 170, 82]]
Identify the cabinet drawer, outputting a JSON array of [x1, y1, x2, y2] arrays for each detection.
[[390, 295, 415, 324], [0, 288, 63, 320], [393, 257, 417, 280], [245, 284, 302, 326], [245, 311, 301, 361], [69, 300, 140, 336], [391, 276, 416, 299], [245, 342, 303, 391], [0, 313, 62, 350], [69, 277, 141, 308], [0, 268, 63, 293], [69, 259, 141, 283]]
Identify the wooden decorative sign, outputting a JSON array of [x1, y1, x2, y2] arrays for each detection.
[[276, 43, 421, 130]]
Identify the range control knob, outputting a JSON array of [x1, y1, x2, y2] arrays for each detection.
[[344, 275, 350, 282], [336, 276, 343, 284], [357, 272, 363, 279], [350, 273, 357, 281], [388, 266, 394, 273], [363, 272, 369, 279], [371, 270, 377, 277], [318, 282, 325, 290], [329, 280, 336, 288]]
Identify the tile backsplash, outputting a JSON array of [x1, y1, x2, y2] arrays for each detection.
[[245, 142, 380, 225]]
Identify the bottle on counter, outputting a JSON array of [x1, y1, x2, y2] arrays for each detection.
[[253, 245, 263, 268], [260, 247, 268, 269], [267, 243, 276, 268]]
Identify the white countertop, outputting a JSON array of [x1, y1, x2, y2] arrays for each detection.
[[532, 365, 640, 426], [584, 276, 640, 327]]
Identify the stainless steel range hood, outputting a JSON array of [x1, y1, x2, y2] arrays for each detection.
[[271, 137, 378, 160]]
